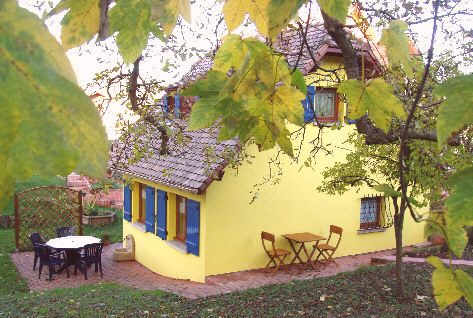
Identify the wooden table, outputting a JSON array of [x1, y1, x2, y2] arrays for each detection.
[[282, 232, 326, 272]]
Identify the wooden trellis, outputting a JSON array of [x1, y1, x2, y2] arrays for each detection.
[[15, 186, 82, 251]]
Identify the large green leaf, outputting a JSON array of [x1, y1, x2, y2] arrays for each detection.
[[0, 1, 108, 209], [267, 0, 306, 39], [444, 167, 473, 257], [150, 0, 191, 36], [183, 70, 231, 129], [380, 19, 414, 79], [109, 0, 152, 64], [434, 74, 473, 147], [222, 0, 270, 37], [427, 256, 473, 310], [338, 79, 406, 133], [317, 0, 351, 23], [50, 0, 101, 50]]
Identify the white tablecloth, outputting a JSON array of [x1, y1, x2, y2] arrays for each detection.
[[46, 236, 101, 250]]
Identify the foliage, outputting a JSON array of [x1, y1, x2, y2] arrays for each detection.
[[0, 0, 108, 211], [427, 256, 473, 311], [435, 74, 473, 147], [338, 78, 406, 133], [380, 19, 415, 79]]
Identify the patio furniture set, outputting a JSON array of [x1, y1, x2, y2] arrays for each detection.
[[28, 227, 104, 282], [261, 225, 343, 276]]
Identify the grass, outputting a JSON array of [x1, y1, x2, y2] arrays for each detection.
[[1, 263, 473, 317]]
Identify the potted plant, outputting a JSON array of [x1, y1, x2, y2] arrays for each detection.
[[101, 233, 111, 246]]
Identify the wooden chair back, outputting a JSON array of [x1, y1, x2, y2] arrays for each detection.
[[261, 231, 276, 255], [327, 225, 343, 249]]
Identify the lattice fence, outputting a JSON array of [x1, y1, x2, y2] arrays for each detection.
[[15, 186, 82, 251]]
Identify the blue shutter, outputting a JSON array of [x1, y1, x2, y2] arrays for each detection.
[[156, 190, 168, 240], [186, 199, 200, 256], [145, 186, 155, 233], [123, 184, 132, 222], [303, 86, 316, 123], [174, 94, 180, 117], [346, 102, 356, 123], [163, 96, 169, 113]]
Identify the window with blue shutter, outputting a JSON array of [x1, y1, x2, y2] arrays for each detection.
[[186, 199, 200, 256], [303, 86, 316, 123], [156, 190, 168, 240], [174, 94, 180, 117], [145, 186, 155, 233], [163, 96, 169, 113], [123, 184, 132, 222]]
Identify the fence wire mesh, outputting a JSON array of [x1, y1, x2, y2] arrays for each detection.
[[15, 186, 82, 251]]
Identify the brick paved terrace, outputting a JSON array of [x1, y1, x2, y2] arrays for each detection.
[[10, 243, 405, 299]]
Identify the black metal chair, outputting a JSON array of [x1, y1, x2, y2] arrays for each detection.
[[37, 244, 69, 281], [74, 242, 104, 280], [28, 232, 44, 271], [56, 226, 75, 238]]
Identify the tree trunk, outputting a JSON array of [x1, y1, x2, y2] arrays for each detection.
[[391, 197, 406, 297], [394, 211, 405, 297]]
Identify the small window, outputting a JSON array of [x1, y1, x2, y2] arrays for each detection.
[[360, 197, 384, 229], [314, 89, 338, 121], [139, 183, 146, 222], [175, 195, 187, 242], [303, 86, 340, 123]]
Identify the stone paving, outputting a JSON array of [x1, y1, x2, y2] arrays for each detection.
[[10, 244, 443, 300]]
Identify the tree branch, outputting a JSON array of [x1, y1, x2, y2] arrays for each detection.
[[128, 57, 169, 155]]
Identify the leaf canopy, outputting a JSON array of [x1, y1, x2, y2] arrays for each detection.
[[0, 1, 108, 209], [184, 35, 305, 157], [338, 79, 406, 133], [434, 74, 473, 147]]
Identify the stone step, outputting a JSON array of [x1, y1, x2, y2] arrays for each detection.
[[67, 180, 89, 187], [371, 254, 473, 266], [66, 174, 82, 181], [411, 241, 433, 249]]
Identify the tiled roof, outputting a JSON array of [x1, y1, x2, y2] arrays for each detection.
[[111, 122, 240, 194], [175, 23, 379, 86]]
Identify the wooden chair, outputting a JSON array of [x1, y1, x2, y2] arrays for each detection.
[[314, 225, 343, 268], [261, 231, 291, 276]]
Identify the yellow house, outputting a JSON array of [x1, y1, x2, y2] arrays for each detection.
[[112, 24, 426, 283]]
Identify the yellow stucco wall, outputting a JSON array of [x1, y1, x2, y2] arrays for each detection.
[[204, 124, 426, 276], [122, 178, 207, 282]]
